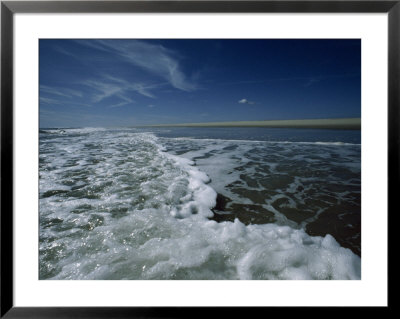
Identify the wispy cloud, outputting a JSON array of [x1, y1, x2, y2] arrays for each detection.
[[41, 75, 157, 109], [104, 75, 159, 99], [218, 80, 265, 86], [82, 74, 165, 107], [238, 98, 255, 105], [109, 95, 135, 108], [53, 46, 80, 59], [40, 96, 62, 105], [76, 40, 197, 92], [40, 96, 91, 107], [303, 77, 321, 87], [40, 85, 83, 99], [83, 79, 123, 103], [40, 85, 91, 107]]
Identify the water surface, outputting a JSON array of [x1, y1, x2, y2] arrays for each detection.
[[39, 127, 361, 280]]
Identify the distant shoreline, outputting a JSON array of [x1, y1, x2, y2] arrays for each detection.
[[144, 118, 361, 130]]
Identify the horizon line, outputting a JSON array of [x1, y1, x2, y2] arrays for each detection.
[[139, 117, 361, 130]]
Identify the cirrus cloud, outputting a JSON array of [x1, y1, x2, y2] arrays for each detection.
[[76, 40, 197, 92]]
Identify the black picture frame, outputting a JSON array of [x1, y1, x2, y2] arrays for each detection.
[[1, 0, 396, 317]]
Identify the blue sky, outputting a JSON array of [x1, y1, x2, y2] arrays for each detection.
[[39, 39, 361, 128]]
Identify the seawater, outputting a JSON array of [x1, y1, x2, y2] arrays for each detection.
[[39, 127, 361, 280]]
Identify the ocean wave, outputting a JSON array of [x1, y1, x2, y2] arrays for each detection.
[[39, 129, 361, 280], [164, 137, 360, 146]]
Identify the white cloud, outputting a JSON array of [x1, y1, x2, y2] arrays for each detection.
[[238, 98, 255, 105], [40, 96, 62, 105], [53, 46, 80, 59], [83, 75, 161, 105], [40, 85, 83, 98], [77, 40, 197, 92], [109, 95, 135, 108], [83, 75, 166, 108], [39, 94, 90, 107], [84, 79, 122, 103]]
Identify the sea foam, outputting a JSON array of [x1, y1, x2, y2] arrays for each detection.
[[39, 128, 361, 280]]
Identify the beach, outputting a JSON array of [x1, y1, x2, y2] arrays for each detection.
[[39, 127, 361, 280]]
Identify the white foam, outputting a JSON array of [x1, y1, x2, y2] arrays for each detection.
[[39, 129, 361, 280], [48, 212, 360, 280]]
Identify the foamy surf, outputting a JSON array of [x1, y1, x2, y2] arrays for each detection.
[[39, 128, 361, 280]]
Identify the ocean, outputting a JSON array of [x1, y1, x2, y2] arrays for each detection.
[[39, 127, 361, 280]]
